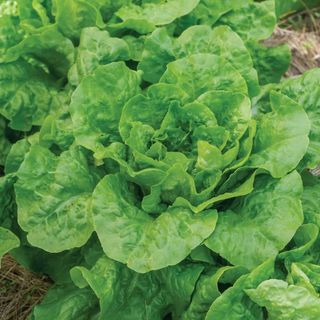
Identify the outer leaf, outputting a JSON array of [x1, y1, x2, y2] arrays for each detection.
[[111, 0, 200, 34], [15, 144, 97, 252], [0, 226, 19, 265], [206, 259, 275, 320], [279, 224, 319, 268], [138, 27, 175, 83], [248, 91, 310, 178], [0, 174, 16, 228], [139, 25, 259, 96], [70, 62, 141, 152], [91, 174, 218, 273], [0, 16, 22, 55], [218, 0, 276, 41], [205, 171, 304, 270], [71, 255, 204, 320], [276, 0, 320, 18], [53, 0, 104, 41], [180, 0, 252, 27], [294, 263, 320, 293], [247, 41, 291, 85], [182, 266, 244, 320], [302, 184, 320, 227], [69, 27, 130, 86], [0, 60, 59, 131], [246, 279, 320, 320], [30, 285, 99, 320], [279, 69, 320, 169], [5, 138, 31, 174], [160, 53, 248, 101], [175, 25, 259, 96], [3, 26, 74, 78], [0, 116, 11, 165]]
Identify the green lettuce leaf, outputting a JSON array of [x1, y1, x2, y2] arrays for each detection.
[[0, 116, 11, 165], [110, 0, 200, 34], [206, 259, 275, 319], [2, 26, 74, 78], [0, 226, 20, 265], [160, 53, 248, 100], [138, 27, 175, 83], [0, 60, 59, 131], [91, 174, 218, 273], [246, 279, 320, 320], [279, 69, 320, 169], [30, 284, 99, 320], [139, 25, 259, 96], [302, 184, 320, 227], [174, 25, 259, 96], [69, 27, 130, 86], [71, 255, 203, 319], [217, 0, 276, 41], [182, 265, 246, 320], [53, 0, 105, 42], [15, 144, 98, 252], [206, 171, 304, 269], [70, 62, 141, 152], [247, 41, 291, 85], [248, 91, 310, 178]]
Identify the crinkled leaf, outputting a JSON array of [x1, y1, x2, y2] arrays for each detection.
[[123, 35, 145, 61], [175, 25, 259, 96], [69, 27, 130, 86], [70, 62, 141, 152], [279, 68, 320, 169], [248, 91, 310, 178], [218, 0, 276, 41], [92, 174, 218, 273], [30, 284, 99, 320], [5, 138, 31, 174], [179, 0, 252, 28], [0, 16, 22, 54], [15, 144, 97, 252], [53, 0, 104, 42], [71, 255, 204, 320], [246, 279, 320, 320], [302, 184, 320, 227], [182, 266, 244, 320], [0, 60, 59, 131], [138, 27, 175, 83], [206, 171, 304, 270], [279, 224, 319, 268], [160, 53, 248, 101], [111, 0, 200, 34], [247, 41, 291, 85], [206, 259, 274, 320], [197, 90, 251, 142], [3, 26, 74, 78]]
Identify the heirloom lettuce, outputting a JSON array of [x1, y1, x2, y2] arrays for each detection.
[[0, 0, 320, 319]]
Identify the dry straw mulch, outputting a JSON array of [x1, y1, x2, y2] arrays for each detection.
[[267, 7, 320, 76], [0, 255, 51, 320]]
